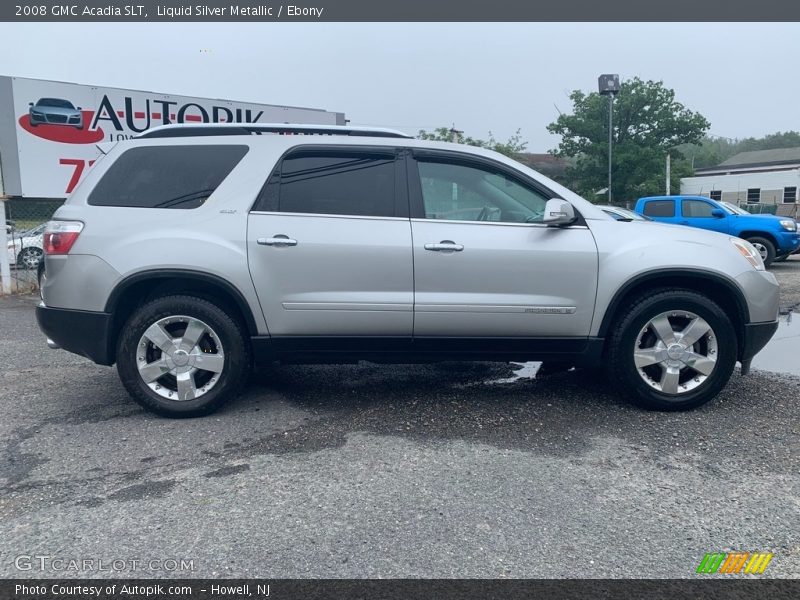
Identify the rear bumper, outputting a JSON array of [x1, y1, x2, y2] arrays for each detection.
[[35, 303, 115, 365], [740, 320, 779, 362]]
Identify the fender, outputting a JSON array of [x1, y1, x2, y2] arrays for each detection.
[[104, 269, 259, 335], [597, 268, 750, 338]]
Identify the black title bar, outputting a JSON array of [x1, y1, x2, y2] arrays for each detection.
[[4, 579, 800, 600], [2, 0, 799, 22]]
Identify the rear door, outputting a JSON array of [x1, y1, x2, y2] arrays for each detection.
[[408, 150, 598, 338], [247, 146, 413, 337], [640, 199, 677, 223]]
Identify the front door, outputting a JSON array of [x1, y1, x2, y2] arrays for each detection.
[[680, 198, 730, 234], [408, 152, 598, 338]]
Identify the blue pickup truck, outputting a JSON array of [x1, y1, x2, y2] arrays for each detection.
[[634, 195, 800, 267]]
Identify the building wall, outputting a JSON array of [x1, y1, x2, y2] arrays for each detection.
[[680, 168, 800, 205]]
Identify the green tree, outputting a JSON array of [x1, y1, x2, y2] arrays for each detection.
[[547, 77, 710, 201], [417, 127, 527, 158]]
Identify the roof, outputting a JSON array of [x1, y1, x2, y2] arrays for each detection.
[[138, 123, 412, 139], [697, 147, 800, 173]]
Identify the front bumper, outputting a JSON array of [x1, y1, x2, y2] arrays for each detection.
[[740, 320, 779, 363], [36, 303, 115, 365], [776, 230, 800, 254]]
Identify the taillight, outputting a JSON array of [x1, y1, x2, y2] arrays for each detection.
[[43, 221, 84, 255]]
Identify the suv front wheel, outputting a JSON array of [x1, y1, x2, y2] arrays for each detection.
[[116, 295, 251, 417], [606, 289, 737, 411]]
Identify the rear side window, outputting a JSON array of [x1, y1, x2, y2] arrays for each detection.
[[255, 150, 396, 217], [88, 145, 249, 209], [642, 200, 675, 217]]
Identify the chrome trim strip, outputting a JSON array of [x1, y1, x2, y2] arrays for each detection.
[[415, 304, 577, 314], [283, 302, 412, 312], [250, 211, 408, 222], [248, 212, 590, 228], [410, 218, 589, 229]]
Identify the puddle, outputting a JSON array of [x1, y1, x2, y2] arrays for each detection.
[[486, 361, 542, 384], [473, 313, 799, 385], [750, 311, 800, 376]]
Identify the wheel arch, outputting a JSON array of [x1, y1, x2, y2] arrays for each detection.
[[105, 269, 259, 363], [597, 269, 749, 359], [737, 231, 778, 249]]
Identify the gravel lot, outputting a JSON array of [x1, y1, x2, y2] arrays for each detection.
[[1, 260, 798, 579]]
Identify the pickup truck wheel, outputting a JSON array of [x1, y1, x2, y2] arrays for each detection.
[[116, 295, 251, 418], [746, 236, 775, 267], [606, 289, 736, 411]]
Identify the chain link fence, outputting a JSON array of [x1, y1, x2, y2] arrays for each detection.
[[1, 198, 64, 294]]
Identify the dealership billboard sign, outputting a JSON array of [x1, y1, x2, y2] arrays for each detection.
[[0, 76, 345, 198]]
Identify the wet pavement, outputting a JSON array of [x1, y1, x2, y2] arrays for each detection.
[[751, 311, 800, 376], [1, 293, 799, 578]]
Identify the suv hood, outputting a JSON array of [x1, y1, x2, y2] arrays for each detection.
[[593, 217, 736, 248]]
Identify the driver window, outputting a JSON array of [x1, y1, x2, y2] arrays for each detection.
[[418, 160, 548, 223], [683, 200, 715, 218]]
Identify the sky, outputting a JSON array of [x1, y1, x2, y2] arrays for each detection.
[[1, 22, 798, 151]]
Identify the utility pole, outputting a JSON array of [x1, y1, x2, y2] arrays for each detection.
[[666, 153, 671, 195], [607, 94, 613, 203], [449, 125, 463, 144], [598, 74, 620, 203]]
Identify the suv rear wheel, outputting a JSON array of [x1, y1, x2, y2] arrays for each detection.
[[116, 295, 251, 417], [606, 289, 736, 411]]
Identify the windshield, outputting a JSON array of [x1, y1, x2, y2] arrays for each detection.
[[602, 206, 651, 221], [36, 98, 75, 109], [720, 201, 748, 215]]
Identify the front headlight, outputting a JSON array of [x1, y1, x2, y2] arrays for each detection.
[[730, 238, 765, 270], [779, 219, 797, 231]]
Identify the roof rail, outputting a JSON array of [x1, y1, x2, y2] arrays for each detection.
[[137, 123, 413, 139]]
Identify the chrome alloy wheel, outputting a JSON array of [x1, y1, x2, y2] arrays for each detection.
[[750, 242, 769, 261], [135, 315, 225, 401], [633, 311, 718, 396]]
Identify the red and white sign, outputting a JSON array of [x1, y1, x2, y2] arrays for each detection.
[[0, 76, 344, 198]]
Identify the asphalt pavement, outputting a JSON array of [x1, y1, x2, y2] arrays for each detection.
[[0, 284, 798, 578]]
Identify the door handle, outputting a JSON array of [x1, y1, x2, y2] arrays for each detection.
[[424, 241, 464, 252], [258, 235, 298, 247]]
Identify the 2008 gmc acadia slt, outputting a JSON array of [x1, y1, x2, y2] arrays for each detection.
[[36, 124, 779, 417]]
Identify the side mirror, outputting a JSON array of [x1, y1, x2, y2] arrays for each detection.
[[542, 198, 576, 226], [76, 106, 82, 110], [711, 208, 726, 218], [28, 102, 33, 106]]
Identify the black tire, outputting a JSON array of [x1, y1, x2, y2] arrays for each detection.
[[116, 295, 251, 418], [17, 247, 43, 269], [606, 289, 737, 411], [745, 236, 776, 268]]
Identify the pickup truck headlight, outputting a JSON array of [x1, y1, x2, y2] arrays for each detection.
[[779, 219, 797, 231], [731, 238, 765, 270]]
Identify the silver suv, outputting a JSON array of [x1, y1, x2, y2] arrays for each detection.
[[37, 124, 780, 417]]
